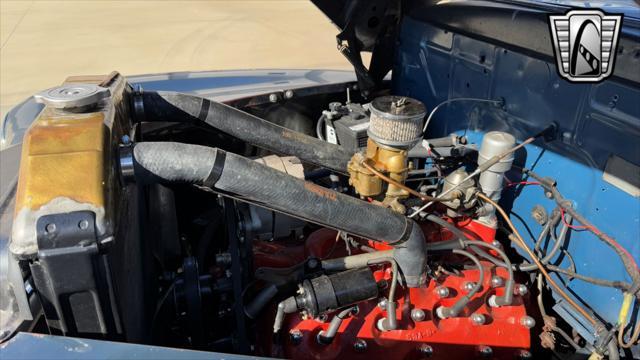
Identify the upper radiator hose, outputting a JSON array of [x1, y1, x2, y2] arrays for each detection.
[[139, 92, 353, 174], [132, 142, 427, 287]]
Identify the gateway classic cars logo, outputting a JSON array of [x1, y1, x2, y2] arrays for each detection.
[[549, 9, 623, 82]]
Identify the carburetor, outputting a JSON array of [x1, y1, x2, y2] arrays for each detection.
[[347, 96, 425, 212]]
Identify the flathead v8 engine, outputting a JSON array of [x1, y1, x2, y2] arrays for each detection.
[[2, 3, 639, 355]]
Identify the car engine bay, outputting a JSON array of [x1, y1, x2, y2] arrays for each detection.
[[1, 1, 639, 359]]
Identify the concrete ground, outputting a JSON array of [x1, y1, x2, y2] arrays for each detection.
[[0, 0, 348, 118]]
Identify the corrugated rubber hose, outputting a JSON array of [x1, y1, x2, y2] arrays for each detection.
[[139, 91, 353, 174], [132, 141, 428, 287]]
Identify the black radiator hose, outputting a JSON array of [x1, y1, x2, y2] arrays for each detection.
[[139, 91, 353, 174], [132, 142, 427, 287]]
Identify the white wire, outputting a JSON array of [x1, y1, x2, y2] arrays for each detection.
[[422, 98, 502, 133]]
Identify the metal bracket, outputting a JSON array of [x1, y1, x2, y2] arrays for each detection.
[[30, 211, 121, 337]]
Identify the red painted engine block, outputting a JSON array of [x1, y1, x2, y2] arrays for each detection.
[[282, 264, 531, 359], [255, 220, 533, 359]]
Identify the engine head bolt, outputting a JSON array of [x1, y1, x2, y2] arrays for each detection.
[[284, 90, 294, 99], [411, 308, 426, 322], [520, 316, 536, 329], [518, 350, 533, 359], [490, 275, 504, 288], [435, 286, 450, 298], [289, 329, 303, 345], [417, 344, 433, 357], [268, 93, 279, 103], [478, 345, 493, 358], [353, 339, 367, 352], [470, 313, 486, 326], [378, 298, 388, 309], [462, 282, 475, 293], [515, 284, 528, 296]]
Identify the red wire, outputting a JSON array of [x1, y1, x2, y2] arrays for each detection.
[[560, 207, 592, 232], [560, 207, 639, 272], [505, 177, 639, 273]]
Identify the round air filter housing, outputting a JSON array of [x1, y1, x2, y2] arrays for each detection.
[[368, 96, 426, 149]]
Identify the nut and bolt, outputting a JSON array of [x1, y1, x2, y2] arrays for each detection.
[[520, 316, 536, 329], [268, 93, 279, 103], [45, 223, 57, 234], [514, 284, 528, 296], [289, 330, 303, 345], [353, 339, 367, 352], [478, 345, 493, 357], [411, 308, 426, 322], [518, 350, 533, 359], [284, 90, 294, 99], [417, 344, 433, 357], [490, 275, 504, 288], [462, 282, 476, 293], [470, 313, 486, 326], [378, 298, 388, 309], [435, 286, 450, 298], [78, 219, 89, 230]]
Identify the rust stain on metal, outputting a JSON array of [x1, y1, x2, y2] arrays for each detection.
[[304, 182, 337, 201], [14, 109, 107, 211]]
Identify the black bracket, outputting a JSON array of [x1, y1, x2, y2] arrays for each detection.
[[30, 211, 121, 338]]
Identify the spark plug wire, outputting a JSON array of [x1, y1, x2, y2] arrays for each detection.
[[477, 192, 599, 326]]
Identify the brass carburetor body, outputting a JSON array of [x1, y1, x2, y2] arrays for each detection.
[[348, 96, 426, 212]]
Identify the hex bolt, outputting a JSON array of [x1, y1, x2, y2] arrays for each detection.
[[435, 286, 450, 298], [268, 93, 279, 103], [353, 339, 367, 352], [289, 329, 303, 345], [378, 298, 388, 309], [411, 308, 426, 322], [520, 316, 536, 329], [490, 275, 504, 288], [514, 284, 528, 296], [478, 345, 493, 358], [518, 350, 533, 359], [78, 220, 89, 230], [417, 344, 433, 357], [45, 223, 57, 234], [470, 313, 486, 326], [284, 90, 294, 99]]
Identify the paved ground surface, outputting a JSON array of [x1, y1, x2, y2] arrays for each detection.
[[0, 0, 348, 118]]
